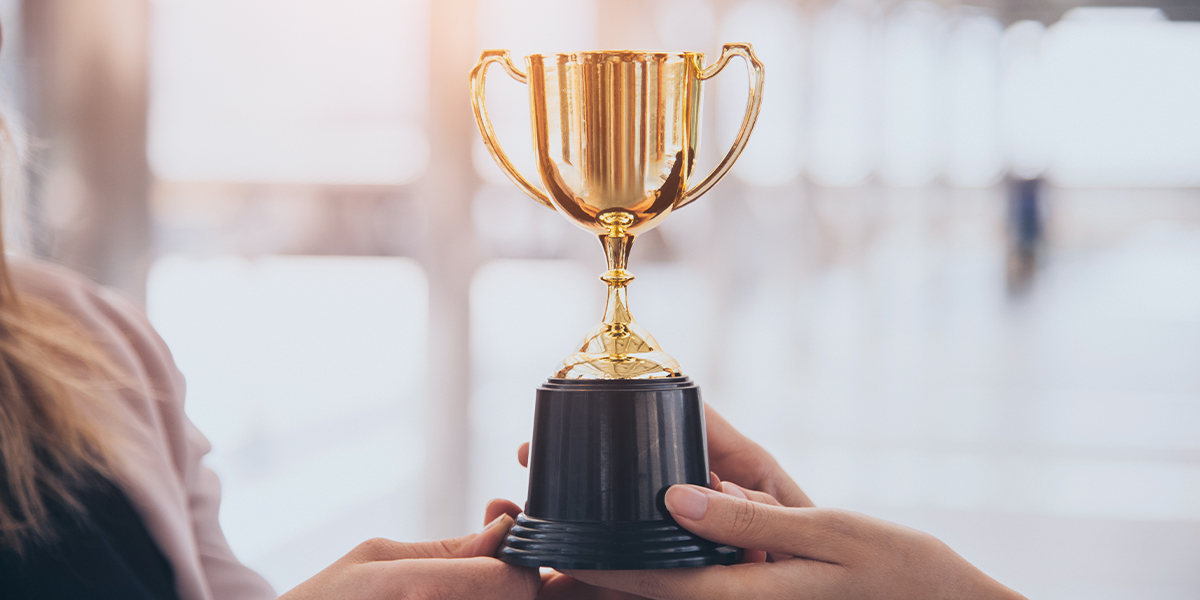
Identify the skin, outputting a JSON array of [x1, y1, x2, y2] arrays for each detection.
[[278, 514, 539, 600], [277, 403, 1024, 600], [0, 15, 1014, 600], [495, 404, 1027, 600]]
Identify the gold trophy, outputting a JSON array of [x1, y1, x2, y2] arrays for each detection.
[[471, 44, 763, 569]]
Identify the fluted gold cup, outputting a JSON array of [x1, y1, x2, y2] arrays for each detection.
[[471, 44, 763, 570], [472, 44, 763, 379]]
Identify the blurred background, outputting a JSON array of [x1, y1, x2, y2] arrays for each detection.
[[1, 0, 1198, 597]]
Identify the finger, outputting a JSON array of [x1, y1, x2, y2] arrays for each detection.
[[518, 442, 530, 468], [539, 572, 650, 600], [716, 482, 767, 562], [724, 481, 794, 563], [703, 404, 814, 508], [567, 565, 746, 600], [462, 514, 515, 557], [569, 559, 848, 600], [568, 560, 844, 600], [709, 471, 721, 490], [485, 498, 523, 526], [664, 485, 853, 561], [721, 481, 782, 507], [351, 515, 515, 562], [386, 557, 539, 600], [740, 548, 768, 563]]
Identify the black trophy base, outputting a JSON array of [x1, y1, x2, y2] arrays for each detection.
[[498, 377, 741, 570], [500, 514, 741, 570]]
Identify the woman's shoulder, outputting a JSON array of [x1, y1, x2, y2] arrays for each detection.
[[7, 257, 180, 388], [7, 259, 274, 600], [9, 257, 140, 320], [9, 256, 177, 364]]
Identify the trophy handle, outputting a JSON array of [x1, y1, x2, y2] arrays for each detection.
[[470, 49, 555, 209], [676, 43, 765, 209]]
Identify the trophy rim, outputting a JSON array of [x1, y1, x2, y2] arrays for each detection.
[[525, 49, 704, 63]]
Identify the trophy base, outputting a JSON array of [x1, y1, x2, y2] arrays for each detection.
[[498, 377, 741, 570], [499, 513, 741, 570]]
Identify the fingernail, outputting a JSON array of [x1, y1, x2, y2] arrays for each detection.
[[721, 481, 748, 500], [482, 514, 512, 535], [665, 485, 708, 521]]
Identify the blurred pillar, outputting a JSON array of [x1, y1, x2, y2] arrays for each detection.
[[418, 0, 482, 538], [21, 0, 150, 300]]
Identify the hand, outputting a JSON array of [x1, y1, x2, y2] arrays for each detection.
[[485, 499, 649, 600], [699, 404, 813, 509], [279, 515, 539, 600], [567, 484, 1027, 600], [509, 403, 804, 599], [517, 403, 813, 509]]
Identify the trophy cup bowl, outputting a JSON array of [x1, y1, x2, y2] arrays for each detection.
[[471, 44, 763, 569]]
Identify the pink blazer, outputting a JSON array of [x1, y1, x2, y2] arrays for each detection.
[[11, 259, 277, 600]]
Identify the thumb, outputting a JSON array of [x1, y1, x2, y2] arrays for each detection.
[[518, 442, 530, 468], [351, 514, 515, 562], [664, 485, 847, 563]]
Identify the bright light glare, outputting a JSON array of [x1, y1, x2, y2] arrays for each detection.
[[145, 255, 429, 591], [721, 1, 806, 186], [472, 0, 598, 185], [808, 2, 876, 187], [1042, 10, 1200, 186], [148, 0, 430, 184]]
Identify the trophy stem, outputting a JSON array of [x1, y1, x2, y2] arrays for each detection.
[[601, 231, 633, 272], [599, 232, 636, 340], [599, 273, 634, 344], [598, 209, 638, 345], [552, 213, 681, 379]]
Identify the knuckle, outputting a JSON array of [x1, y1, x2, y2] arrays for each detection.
[[626, 571, 674, 600], [744, 488, 779, 506], [729, 496, 765, 539], [432, 538, 460, 557], [901, 528, 947, 562], [815, 508, 860, 539], [353, 537, 397, 561]]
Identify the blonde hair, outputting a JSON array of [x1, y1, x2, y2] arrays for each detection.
[[0, 112, 123, 554]]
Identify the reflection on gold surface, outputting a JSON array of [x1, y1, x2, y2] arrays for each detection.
[[556, 211, 682, 379], [471, 44, 763, 378]]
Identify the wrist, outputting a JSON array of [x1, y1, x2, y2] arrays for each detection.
[[953, 564, 1026, 600], [923, 537, 1023, 600]]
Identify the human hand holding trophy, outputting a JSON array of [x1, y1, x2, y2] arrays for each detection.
[[470, 44, 764, 569]]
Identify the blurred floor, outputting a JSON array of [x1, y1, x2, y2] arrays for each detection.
[[147, 256, 429, 589]]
